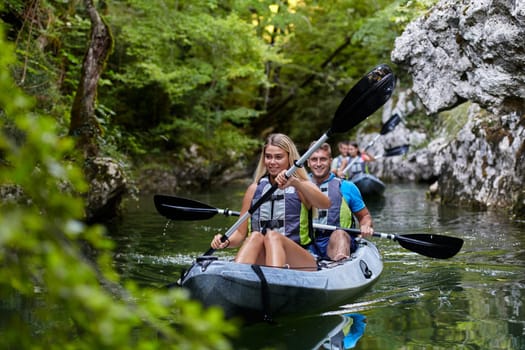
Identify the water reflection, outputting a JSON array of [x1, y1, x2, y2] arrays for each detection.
[[316, 313, 367, 350], [231, 313, 367, 350]]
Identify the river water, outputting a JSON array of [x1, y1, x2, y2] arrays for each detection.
[[109, 182, 525, 350]]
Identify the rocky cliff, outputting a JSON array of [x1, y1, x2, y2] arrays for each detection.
[[375, 0, 524, 217]]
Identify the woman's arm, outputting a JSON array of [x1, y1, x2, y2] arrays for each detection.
[[296, 179, 331, 209], [362, 151, 375, 162]]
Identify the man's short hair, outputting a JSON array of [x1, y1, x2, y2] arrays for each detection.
[[309, 141, 332, 157]]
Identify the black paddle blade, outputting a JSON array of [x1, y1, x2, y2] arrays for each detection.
[[154, 194, 218, 220], [396, 234, 464, 259], [331, 64, 396, 134], [384, 144, 409, 157], [380, 113, 402, 135]]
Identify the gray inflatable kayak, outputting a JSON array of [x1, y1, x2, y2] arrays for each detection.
[[178, 240, 383, 320]]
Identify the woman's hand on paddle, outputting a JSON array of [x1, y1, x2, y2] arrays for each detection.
[[275, 170, 293, 189], [275, 170, 305, 190], [211, 234, 230, 249]]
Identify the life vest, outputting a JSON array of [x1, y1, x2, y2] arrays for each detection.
[[300, 174, 353, 245], [332, 155, 349, 169], [251, 176, 303, 244], [345, 155, 368, 179]]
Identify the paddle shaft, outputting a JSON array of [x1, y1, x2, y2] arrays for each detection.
[[341, 155, 367, 177], [357, 113, 401, 155], [158, 199, 414, 243], [313, 223, 393, 240], [342, 145, 407, 168], [315, 222, 446, 246], [312, 223, 463, 258], [160, 203, 240, 217]]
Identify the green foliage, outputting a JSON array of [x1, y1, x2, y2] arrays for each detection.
[[228, 0, 437, 146], [0, 20, 237, 349], [108, 1, 280, 109], [3, 0, 93, 132], [352, 0, 438, 54], [99, 0, 281, 173], [206, 123, 261, 173], [2, 0, 436, 176]]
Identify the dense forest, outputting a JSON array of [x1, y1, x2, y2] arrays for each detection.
[[2, 0, 433, 189], [0, 0, 436, 348]]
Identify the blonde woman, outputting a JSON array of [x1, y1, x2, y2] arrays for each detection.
[[211, 133, 331, 271]]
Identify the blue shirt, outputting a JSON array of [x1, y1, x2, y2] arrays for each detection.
[[339, 175, 366, 213]]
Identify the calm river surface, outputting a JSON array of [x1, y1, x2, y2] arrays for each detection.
[[109, 182, 525, 350]]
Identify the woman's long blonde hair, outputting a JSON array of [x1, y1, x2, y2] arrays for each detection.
[[253, 133, 309, 183]]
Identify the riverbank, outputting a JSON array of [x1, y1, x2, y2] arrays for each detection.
[[132, 156, 253, 195]]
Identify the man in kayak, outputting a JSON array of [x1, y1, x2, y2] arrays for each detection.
[[210, 133, 331, 270], [304, 142, 374, 261], [331, 140, 349, 178]]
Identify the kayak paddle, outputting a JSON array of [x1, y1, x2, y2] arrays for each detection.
[[154, 194, 240, 220], [381, 113, 403, 134], [374, 144, 410, 160], [342, 113, 404, 175], [203, 64, 396, 255], [313, 223, 463, 259], [368, 112, 403, 148], [154, 195, 463, 259]]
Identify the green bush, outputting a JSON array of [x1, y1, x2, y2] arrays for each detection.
[[0, 19, 236, 349]]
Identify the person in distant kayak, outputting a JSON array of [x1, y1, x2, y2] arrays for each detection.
[[342, 141, 375, 180], [304, 142, 374, 261], [210, 133, 331, 271], [331, 140, 349, 178]]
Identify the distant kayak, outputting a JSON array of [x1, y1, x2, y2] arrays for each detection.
[[351, 173, 385, 197], [176, 239, 383, 321]]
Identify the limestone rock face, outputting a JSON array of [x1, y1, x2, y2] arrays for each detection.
[[439, 105, 523, 210], [391, 0, 525, 114], [388, 0, 525, 216], [85, 157, 128, 222]]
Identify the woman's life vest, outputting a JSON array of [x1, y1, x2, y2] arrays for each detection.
[[251, 176, 303, 244], [345, 155, 367, 179]]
